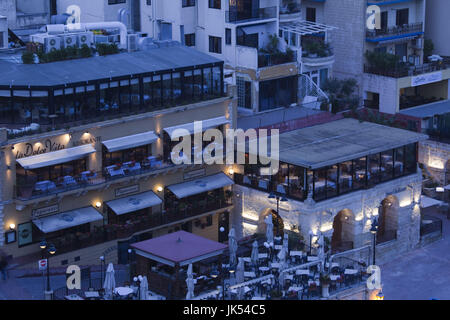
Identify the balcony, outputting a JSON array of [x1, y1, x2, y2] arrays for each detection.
[[364, 62, 449, 78], [48, 198, 233, 256], [279, 0, 301, 22], [15, 156, 175, 201], [366, 22, 423, 41], [225, 6, 277, 24], [236, 45, 297, 70], [302, 41, 335, 67]]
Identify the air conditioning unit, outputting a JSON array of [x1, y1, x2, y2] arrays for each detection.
[[127, 34, 138, 52], [108, 34, 120, 43], [43, 36, 61, 53], [78, 32, 93, 47], [63, 34, 78, 48]]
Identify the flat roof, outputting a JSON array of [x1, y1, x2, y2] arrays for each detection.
[[0, 46, 222, 87], [131, 231, 228, 267], [399, 100, 450, 119], [248, 118, 428, 169]]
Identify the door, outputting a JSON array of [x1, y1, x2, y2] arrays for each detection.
[[380, 11, 388, 31]]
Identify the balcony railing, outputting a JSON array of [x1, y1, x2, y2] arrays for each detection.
[[48, 198, 232, 256], [15, 157, 175, 201], [225, 6, 277, 23], [258, 50, 297, 68], [366, 22, 423, 40], [364, 62, 449, 78]]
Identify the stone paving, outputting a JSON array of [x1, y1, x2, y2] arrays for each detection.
[[380, 209, 450, 300]]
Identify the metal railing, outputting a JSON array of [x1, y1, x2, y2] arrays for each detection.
[[225, 6, 277, 23], [258, 50, 297, 68], [366, 22, 423, 39], [15, 159, 175, 201], [364, 62, 449, 78]]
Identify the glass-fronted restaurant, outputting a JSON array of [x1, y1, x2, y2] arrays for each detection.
[[0, 48, 224, 126], [235, 118, 427, 202]]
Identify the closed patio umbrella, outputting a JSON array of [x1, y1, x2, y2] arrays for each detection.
[[228, 228, 238, 267], [103, 263, 116, 299], [235, 258, 245, 299], [265, 215, 274, 245], [140, 276, 149, 300], [251, 241, 259, 267], [185, 264, 195, 300], [277, 233, 289, 267], [317, 234, 325, 272]]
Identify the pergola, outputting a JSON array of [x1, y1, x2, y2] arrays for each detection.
[[131, 231, 228, 299], [279, 20, 337, 36]]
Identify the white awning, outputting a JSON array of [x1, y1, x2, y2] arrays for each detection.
[[420, 195, 444, 208], [167, 172, 234, 199], [103, 131, 159, 152], [106, 191, 162, 215], [17, 144, 96, 170], [32, 207, 103, 233], [163, 116, 229, 138], [279, 20, 337, 36]]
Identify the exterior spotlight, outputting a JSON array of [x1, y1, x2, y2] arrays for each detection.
[[228, 168, 234, 175], [40, 239, 47, 250], [48, 244, 56, 255], [156, 186, 163, 192], [9, 223, 15, 230], [376, 290, 384, 300], [95, 201, 102, 208]]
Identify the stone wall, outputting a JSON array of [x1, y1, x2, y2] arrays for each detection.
[[233, 172, 423, 264], [419, 140, 450, 185]]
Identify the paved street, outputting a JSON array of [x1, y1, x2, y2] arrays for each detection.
[[381, 209, 450, 300]]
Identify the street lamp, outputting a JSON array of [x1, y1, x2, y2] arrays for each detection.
[[134, 275, 143, 299], [268, 192, 288, 215], [40, 240, 56, 299], [370, 218, 378, 265], [211, 266, 234, 300]]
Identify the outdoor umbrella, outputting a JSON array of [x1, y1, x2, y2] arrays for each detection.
[[185, 264, 195, 300], [140, 276, 149, 300], [235, 258, 245, 299], [317, 234, 325, 272], [265, 214, 274, 245], [251, 240, 259, 267], [228, 228, 238, 267], [103, 263, 116, 299], [277, 233, 289, 267]]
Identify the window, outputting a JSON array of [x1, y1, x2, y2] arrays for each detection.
[[237, 77, 251, 109], [146, 0, 151, 5], [182, 0, 195, 7], [225, 28, 231, 45], [209, 0, 221, 9], [381, 11, 388, 31], [108, 0, 126, 4], [209, 36, 222, 54], [396, 8, 409, 26], [185, 33, 196, 47], [306, 7, 316, 22]]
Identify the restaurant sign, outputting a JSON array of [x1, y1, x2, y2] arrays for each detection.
[[411, 71, 442, 87], [14, 135, 100, 159], [32, 204, 59, 219], [115, 184, 140, 197]]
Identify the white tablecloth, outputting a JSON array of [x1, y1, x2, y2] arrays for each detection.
[[344, 269, 358, 275]]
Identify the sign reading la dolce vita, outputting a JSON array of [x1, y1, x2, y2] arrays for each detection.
[[14, 135, 100, 159]]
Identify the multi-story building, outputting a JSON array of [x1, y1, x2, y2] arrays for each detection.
[[0, 41, 237, 269], [232, 118, 427, 264], [425, 0, 450, 57], [92, 0, 335, 114], [307, 0, 449, 115]]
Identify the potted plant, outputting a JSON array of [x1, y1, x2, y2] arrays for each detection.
[[320, 273, 331, 298]]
